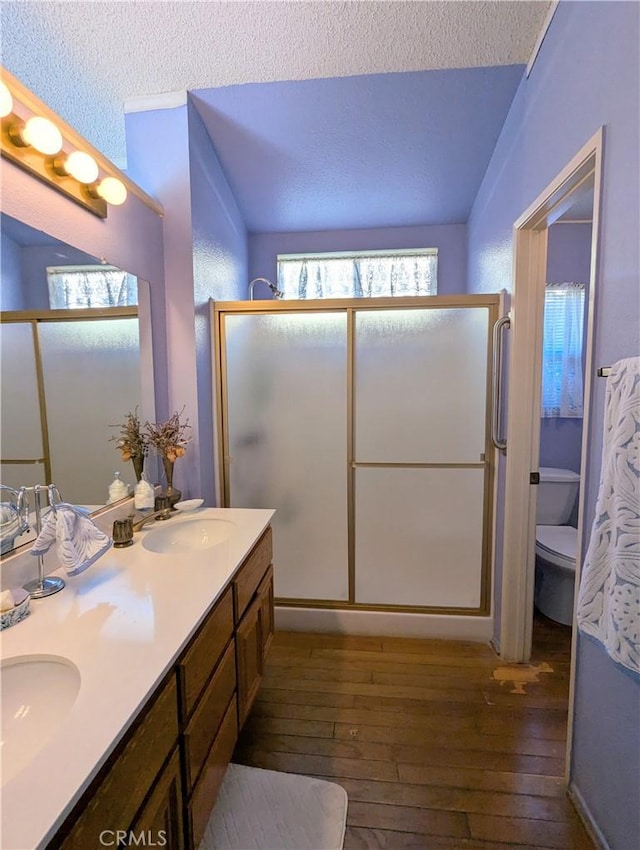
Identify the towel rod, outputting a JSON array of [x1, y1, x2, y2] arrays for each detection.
[[597, 367, 612, 377]]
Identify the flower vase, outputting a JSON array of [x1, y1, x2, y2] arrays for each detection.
[[162, 456, 182, 510], [131, 454, 145, 483]]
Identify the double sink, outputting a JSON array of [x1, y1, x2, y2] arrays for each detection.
[[0, 510, 244, 832]]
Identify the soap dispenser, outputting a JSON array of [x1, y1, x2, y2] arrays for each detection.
[[134, 473, 155, 510], [107, 471, 129, 503]]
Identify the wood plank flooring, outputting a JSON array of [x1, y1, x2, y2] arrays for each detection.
[[233, 614, 595, 849]]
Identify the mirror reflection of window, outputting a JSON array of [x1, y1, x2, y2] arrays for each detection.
[[47, 266, 138, 309]]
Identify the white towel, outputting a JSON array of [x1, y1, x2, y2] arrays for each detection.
[[31, 503, 112, 577], [576, 356, 640, 674]]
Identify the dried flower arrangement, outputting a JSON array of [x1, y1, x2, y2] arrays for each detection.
[[109, 408, 148, 462], [145, 408, 191, 462]]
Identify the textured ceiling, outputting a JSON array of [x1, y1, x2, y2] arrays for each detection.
[[1, 1, 551, 166]]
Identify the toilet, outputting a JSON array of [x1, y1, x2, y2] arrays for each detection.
[[534, 466, 581, 625]]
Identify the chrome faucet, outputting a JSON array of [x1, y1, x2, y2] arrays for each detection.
[[249, 277, 285, 300]]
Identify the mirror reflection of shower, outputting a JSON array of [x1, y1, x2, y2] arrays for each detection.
[[248, 277, 284, 300]]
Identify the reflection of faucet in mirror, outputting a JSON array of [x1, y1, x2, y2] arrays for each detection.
[[0, 485, 30, 555], [249, 277, 285, 300]]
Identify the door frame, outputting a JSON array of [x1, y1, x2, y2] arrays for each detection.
[[499, 127, 604, 685]]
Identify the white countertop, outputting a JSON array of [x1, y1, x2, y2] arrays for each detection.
[[0, 507, 274, 850]]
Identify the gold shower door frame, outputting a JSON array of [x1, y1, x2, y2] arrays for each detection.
[[0, 307, 139, 487], [213, 294, 499, 616]]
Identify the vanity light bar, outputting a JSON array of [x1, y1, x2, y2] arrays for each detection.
[[0, 78, 127, 219]]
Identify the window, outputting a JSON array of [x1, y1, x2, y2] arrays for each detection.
[[47, 266, 138, 309], [541, 283, 585, 417], [277, 249, 437, 299]]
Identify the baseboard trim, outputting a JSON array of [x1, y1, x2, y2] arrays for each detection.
[[275, 606, 493, 641], [568, 782, 610, 850]]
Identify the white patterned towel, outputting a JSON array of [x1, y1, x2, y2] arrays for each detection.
[[31, 504, 112, 577], [576, 356, 640, 674]]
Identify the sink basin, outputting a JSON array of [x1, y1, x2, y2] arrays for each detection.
[[142, 518, 235, 555], [1, 655, 81, 784]]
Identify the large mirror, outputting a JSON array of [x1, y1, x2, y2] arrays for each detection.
[[0, 212, 156, 554]]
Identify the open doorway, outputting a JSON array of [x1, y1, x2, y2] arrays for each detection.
[[499, 128, 603, 667], [532, 179, 594, 655], [498, 129, 604, 779]]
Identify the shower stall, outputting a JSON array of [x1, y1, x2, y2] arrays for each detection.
[[1, 308, 142, 506], [212, 294, 500, 630]]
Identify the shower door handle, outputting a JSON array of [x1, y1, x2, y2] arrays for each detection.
[[491, 315, 511, 452]]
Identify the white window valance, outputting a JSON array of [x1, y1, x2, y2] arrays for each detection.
[[277, 250, 437, 300]]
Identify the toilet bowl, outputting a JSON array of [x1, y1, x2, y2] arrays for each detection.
[[534, 467, 580, 625], [534, 525, 577, 625]]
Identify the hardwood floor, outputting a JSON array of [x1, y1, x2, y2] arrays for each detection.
[[233, 614, 595, 849]]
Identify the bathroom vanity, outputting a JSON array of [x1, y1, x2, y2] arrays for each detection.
[[0, 508, 274, 850]]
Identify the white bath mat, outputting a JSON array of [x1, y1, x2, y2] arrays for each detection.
[[199, 763, 348, 850]]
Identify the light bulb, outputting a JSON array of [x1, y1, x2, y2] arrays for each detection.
[[95, 176, 127, 205], [64, 150, 99, 183], [0, 82, 13, 118], [21, 116, 63, 155]]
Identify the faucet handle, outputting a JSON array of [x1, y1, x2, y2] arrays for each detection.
[[112, 517, 134, 547]]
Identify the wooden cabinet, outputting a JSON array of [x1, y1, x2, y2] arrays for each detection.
[[182, 640, 236, 792], [48, 526, 273, 850], [187, 696, 238, 848], [234, 532, 274, 728], [129, 750, 184, 850], [258, 564, 275, 660], [233, 527, 272, 623], [236, 594, 263, 727], [177, 586, 234, 723], [50, 673, 179, 850]]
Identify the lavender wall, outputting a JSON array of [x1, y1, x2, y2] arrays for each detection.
[[539, 223, 593, 480], [125, 104, 200, 498], [0, 232, 22, 310], [467, 3, 639, 847], [125, 100, 249, 506], [188, 97, 248, 506], [0, 151, 167, 418], [249, 223, 467, 297]]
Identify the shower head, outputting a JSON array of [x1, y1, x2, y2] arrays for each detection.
[[249, 277, 284, 300]]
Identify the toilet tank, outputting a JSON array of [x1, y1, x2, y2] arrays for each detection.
[[536, 467, 581, 525]]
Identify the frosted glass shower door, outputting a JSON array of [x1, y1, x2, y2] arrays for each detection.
[[0, 323, 46, 490], [38, 318, 141, 504], [224, 312, 348, 601], [354, 307, 490, 609]]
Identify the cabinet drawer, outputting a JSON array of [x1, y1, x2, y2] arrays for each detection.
[[233, 527, 272, 624], [188, 695, 238, 849], [182, 640, 236, 792], [177, 587, 234, 722], [258, 564, 275, 661], [56, 674, 178, 850], [236, 596, 262, 729], [129, 748, 184, 850]]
